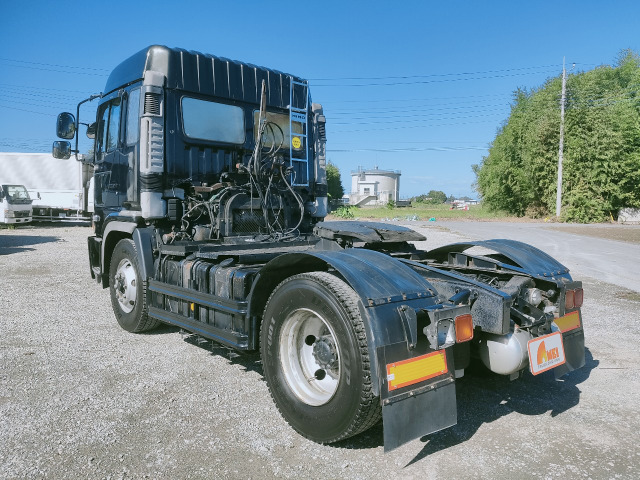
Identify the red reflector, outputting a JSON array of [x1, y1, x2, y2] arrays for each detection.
[[573, 288, 583, 308], [565, 290, 575, 310], [455, 314, 474, 342]]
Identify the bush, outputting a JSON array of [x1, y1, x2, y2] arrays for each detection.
[[334, 205, 357, 219]]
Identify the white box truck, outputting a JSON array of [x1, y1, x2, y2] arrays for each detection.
[[0, 184, 32, 224], [0, 153, 93, 220]]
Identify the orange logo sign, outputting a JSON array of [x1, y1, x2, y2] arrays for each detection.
[[536, 340, 561, 366]]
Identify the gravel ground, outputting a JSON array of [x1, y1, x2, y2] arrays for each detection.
[[1, 223, 639, 479]]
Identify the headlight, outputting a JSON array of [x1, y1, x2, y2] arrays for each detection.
[[4, 209, 15, 218]]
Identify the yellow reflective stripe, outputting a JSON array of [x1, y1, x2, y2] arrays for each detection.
[[387, 351, 448, 391], [555, 311, 581, 332]]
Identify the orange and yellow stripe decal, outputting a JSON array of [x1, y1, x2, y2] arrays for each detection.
[[386, 350, 448, 391], [555, 311, 581, 333]]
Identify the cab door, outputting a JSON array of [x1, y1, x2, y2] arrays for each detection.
[[94, 94, 125, 216]]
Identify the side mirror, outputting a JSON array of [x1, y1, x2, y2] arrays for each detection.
[[86, 122, 97, 139], [56, 112, 76, 139], [52, 141, 72, 159]]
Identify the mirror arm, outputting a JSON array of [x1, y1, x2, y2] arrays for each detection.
[[74, 93, 102, 161]]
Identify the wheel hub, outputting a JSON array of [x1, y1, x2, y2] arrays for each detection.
[[312, 335, 338, 370], [113, 258, 137, 314], [279, 308, 341, 406]]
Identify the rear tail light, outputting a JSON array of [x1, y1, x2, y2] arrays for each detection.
[[565, 290, 575, 310], [564, 288, 583, 310], [455, 314, 474, 342], [573, 288, 583, 308]]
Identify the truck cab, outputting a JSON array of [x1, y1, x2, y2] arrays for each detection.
[[0, 184, 32, 224]]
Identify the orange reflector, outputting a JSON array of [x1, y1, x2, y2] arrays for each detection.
[[555, 310, 581, 332], [565, 290, 575, 310], [455, 313, 474, 342], [573, 288, 583, 308], [386, 351, 448, 391]]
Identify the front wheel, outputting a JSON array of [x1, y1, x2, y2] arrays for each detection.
[[261, 271, 381, 443], [109, 238, 159, 333]]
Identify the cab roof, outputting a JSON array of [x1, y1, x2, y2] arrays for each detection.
[[103, 45, 307, 109]]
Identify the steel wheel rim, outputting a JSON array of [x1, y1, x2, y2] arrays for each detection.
[[279, 308, 341, 406], [114, 258, 137, 313]]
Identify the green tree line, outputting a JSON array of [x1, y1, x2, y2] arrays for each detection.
[[474, 50, 640, 222]]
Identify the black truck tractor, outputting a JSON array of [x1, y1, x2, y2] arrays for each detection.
[[53, 46, 585, 451]]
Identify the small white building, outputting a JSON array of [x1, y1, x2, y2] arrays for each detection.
[[350, 166, 401, 206]]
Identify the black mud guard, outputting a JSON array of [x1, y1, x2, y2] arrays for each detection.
[[132, 227, 155, 282], [376, 340, 458, 452], [555, 313, 586, 379], [254, 248, 460, 450], [426, 239, 573, 280]]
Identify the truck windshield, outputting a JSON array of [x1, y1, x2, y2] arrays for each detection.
[[181, 97, 245, 144], [2, 185, 30, 200]]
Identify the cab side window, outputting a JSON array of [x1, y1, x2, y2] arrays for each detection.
[[96, 98, 122, 160], [126, 88, 140, 145], [107, 100, 121, 152]]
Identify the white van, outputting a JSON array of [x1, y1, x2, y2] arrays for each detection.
[[0, 184, 33, 224]]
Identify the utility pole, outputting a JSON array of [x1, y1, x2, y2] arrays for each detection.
[[555, 57, 567, 217]]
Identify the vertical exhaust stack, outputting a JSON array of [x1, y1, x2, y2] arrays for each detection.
[[307, 103, 328, 219], [139, 70, 166, 220]]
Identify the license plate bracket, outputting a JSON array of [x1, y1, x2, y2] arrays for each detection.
[[528, 331, 566, 375]]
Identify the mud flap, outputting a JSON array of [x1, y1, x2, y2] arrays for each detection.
[[554, 328, 586, 379], [378, 342, 457, 452]]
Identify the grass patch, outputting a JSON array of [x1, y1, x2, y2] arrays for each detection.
[[617, 291, 640, 302], [329, 203, 516, 221]]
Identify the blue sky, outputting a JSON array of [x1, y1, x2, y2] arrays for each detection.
[[1, 0, 639, 198]]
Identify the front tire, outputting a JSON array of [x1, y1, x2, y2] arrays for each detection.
[[109, 238, 159, 333], [261, 271, 381, 443]]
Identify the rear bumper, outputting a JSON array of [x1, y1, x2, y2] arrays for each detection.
[[2, 217, 31, 224]]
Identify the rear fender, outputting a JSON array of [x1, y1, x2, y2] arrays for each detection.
[[425, 239, 572, 281]]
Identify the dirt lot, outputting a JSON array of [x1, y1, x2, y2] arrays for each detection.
[[1, 223, 639, 479]]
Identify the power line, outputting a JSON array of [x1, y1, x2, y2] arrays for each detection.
[[327, 145, 487, 153], [311, 68, 560, 87], [332, 111, 505, 126], [0, 104, 56, 116], [329, 102, 511, 116], [0, 57, 111, 72], [0, 83, 98, 95], [309, 64, 561, 81], [321, 92, 512, 105], [334, 118, 502, 134], [0, 58, 109, 77]]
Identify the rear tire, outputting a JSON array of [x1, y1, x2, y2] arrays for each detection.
[[261, 271, 381, 443], [109, 238, 159, 333]]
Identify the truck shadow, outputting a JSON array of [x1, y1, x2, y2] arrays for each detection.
[[0, 234, 63, 255], [404, 347, 598, 466], [30, 221, 91, 228], [171, 331, 597, 457], [181, 333, 264, 375], [331, 347, 598, 454]]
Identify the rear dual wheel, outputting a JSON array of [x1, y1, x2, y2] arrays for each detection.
[[261, 271, 381, 443]]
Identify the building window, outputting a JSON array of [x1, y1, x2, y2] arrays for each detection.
[[363, 187, 370, 195]]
